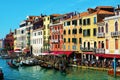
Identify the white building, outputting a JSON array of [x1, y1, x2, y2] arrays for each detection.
[[31, 29, 43, 56], [31, 16, 44, 56]]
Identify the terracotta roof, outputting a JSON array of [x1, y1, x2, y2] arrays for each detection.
[[50, 14, 61, 17], [96, 6, 113, 9]]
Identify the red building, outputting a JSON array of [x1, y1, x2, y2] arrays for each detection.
[[4, 30, 14, 50], [50, 13, 74, 51]]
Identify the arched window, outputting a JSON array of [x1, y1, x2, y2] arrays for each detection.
[[68, 29, 71, 34], [84, 42, 86, 48], [98, 27, 100, 33], [88, 42, 90, 49], [101, 41, 104, 48], [115, 21, 118, 32], [101, 27, 104, 32], [106, 23, 108, 33], [63, 30, 66, 35], [79, 28, 82, 33], [98, 41, 100, 48]]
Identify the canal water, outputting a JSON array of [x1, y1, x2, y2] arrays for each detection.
[[0, 58, 120, 80]]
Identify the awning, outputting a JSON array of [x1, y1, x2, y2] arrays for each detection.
[[23, 49, 30, 53], [84, 52, 95, 55], [14, 49, 22, 53], [51, 51, 74, 57], [95, 54, 120, 58]]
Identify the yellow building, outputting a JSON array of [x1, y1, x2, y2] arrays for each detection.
[[43, 16, 50, 52], [81, 6, 114, 60], [63, 13, 82, 53], [103, 6, 120, 57]]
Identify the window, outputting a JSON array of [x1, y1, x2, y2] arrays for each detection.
[[44, 31, 46, 35], [98, 27, 100, 33], [34, 33, 36, 36], [63, 30, 66, 35], [72, 45, 76, 50], [38, 32, 40, 35], [68, 29, 71, 34], [101, 41, 104, 48], [64, 45, 66, 49], [83, 19, 86, 25], [101, 27, 104, 32], [79, 38, 82, 44], [83, 30, 87, 37], [115, 39, 118, 49], [41, 31, 42, 35], [115, 21, 118, 32], [72, 38, 77, 44], [21, 30, 24, 34], [93, 28, 96, 36], [47, 24, 49, 29], [68, 45, 70, 50], [83, 29, 90, 36], [84, 42, 86, 48], [94, 17, 96, 24], [64, 38, 66, 43], [72, 29, 77, 34], [48, 17, 49, 20], [87, 29, 90, 36], [79, 28, 82, 33], [106, 23, 108, 33], [68, 38, 70, 43], [67, 21, 70, 26], [87, 18, 90, 25], [79, 19, 82, 25], [72, 20, 77, 25]]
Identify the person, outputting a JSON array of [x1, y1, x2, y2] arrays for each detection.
[[112, 60, 117, 69]]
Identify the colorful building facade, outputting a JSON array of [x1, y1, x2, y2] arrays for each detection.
[[63, 12, 82, 53], [50, 14, 65, 51], [81, 6, 114, 60], [4, 30, 14, 50]]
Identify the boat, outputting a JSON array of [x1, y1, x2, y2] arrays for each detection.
[[21, 60, 35, 66], [40, 62, 53, 69], [0, 68, 4, 80], [108, 69, 120, 76], [7, 60, 19, 68]]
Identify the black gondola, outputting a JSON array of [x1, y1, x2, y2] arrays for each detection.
[[7, 60, 19, 68], [0, 68, 4, 80]]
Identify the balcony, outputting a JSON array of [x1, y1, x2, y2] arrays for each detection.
[[111, 31, 120, 37], [97, 33, 105, 38], [95, 48, 105, 54], [80, 47, 95, 52], [51, 39, 59, 43]]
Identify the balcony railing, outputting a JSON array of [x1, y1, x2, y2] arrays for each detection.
[[111, 31, 120, 37], [50, 39, 59, 43], [51, 30, 60, 33], [80, 47, 95, 52], [97, 33, 105, 38], [95, 48, 105, 54]]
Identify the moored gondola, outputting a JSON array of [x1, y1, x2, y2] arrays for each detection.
[[0, 68, 4, 80]]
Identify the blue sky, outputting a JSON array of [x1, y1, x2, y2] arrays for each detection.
[[0, 0, 120, 39]]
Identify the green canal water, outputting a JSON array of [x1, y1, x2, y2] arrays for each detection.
[[0, 58, 120, 80]]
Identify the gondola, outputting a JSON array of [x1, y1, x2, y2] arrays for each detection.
[[0, 68, 4, 80], [7, 61, 19, 68]]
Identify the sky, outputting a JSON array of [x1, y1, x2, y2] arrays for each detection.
[[0, 0, 120, 39]]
